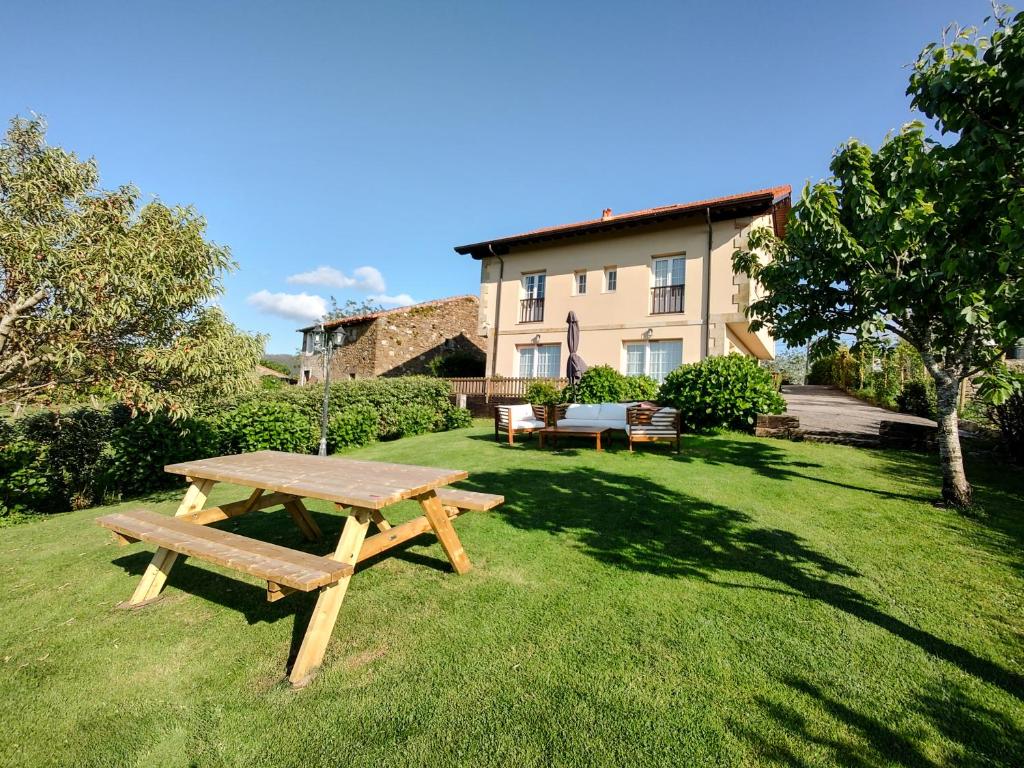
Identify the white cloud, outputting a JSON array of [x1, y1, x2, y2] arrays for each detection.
[[247, 290, 327, 322], [286, 265, 386, 293], [370, 293, 416, 307]]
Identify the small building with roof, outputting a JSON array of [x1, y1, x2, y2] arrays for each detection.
[[297, 295, 486, 384]]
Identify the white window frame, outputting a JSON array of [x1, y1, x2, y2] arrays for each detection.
[[652, 255, 685, 288], [518, 343, 561, 378], [624, 339, 683, 383], [604, 267, 617, 292], [522, 272, 546, 299], [574, 271, 587, 296]]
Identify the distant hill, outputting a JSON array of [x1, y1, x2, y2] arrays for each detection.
[[263, 354, 300, 377]]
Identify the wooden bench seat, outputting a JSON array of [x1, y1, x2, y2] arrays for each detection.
[[96, 509, 352, 593], [435, 488, 504, 511]]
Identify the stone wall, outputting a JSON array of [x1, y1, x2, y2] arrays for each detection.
[[304, 296, 486, 383]]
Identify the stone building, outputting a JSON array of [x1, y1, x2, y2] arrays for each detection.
[[297, 295, 486, 384]]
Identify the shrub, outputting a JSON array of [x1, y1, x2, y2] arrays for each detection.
[[896, 381, 936, 419], [444, 406, 473, 430], [104, 409, 219, 497], [327, 405, 379, 452], [983, 369, 1024, 465], [620, 374, 659, 402], [218, 400, 317, 454], [525, 380, 563, 407], [395, 403, 439, 437], [657, 354, 785, 431], [575, 365, 626, 404]]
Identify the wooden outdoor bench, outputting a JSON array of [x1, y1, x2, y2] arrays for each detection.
[[356, 488, 504, 561], [96, 509, 353, 604]]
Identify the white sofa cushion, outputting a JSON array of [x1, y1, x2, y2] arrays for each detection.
[[563, 404, 602, 421], [507, 404, 536, 420], [598, 403, 630, 422], [512, 418, 545, 429]]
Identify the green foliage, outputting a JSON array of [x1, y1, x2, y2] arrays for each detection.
[[444, 407, 473, 430], [525, 380, 564, 407], [395, 403, 440, 437], [977, 365, 1024, 464], [732, 7, 1024, 506], [657, 354, 785, 431], [104, 409, 219, 496], [620, 374, 659, 402], [767, 348, 807, 385], [575, 365, 626, 404], [427, 350, 486, 378], [323, 297, 384, 321], [0, 116, 265, 416], [218, 400, 317, 454], [896, 381, 937, 420], [259, 359, 292, 376], [327, 405, 379, 452]]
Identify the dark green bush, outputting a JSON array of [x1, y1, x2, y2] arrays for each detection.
[[395, 403, 439, 437], [104, 410, 219, 496], [444, 406, 473, 430], [327, 404, 379, 452], [525, 380, 563, 406], [896, 381, 936, 419], [575, 365, 625, 403], [218, 400, 317, 454], [657, 354, 785, 431], [620, 374, 659, 402]]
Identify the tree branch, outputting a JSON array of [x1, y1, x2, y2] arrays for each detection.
[[0, 287, 48, 358]]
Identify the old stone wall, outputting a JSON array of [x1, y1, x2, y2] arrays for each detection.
[[303, 297, 486, 383]]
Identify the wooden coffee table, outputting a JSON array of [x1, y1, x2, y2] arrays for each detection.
[[538, 425, 611, 451]]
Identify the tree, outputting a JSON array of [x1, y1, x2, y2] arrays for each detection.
[[0, 116, 264, 416], [733, 8, 1024, 508]]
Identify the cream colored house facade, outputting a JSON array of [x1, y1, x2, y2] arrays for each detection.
[[454, 186, 790, 382]]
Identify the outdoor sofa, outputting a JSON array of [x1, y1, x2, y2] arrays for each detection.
[[551, 402, 682, 452]]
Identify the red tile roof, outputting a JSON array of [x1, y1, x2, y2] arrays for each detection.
[[454, 185, 792, 256], [298, 295, 478, 332]]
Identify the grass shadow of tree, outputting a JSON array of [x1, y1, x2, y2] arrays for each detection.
[[730, 674, 1022, 767], [461, 463, 1024, 701]]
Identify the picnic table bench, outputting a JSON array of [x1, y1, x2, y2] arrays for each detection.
[[95, 451, 502, 686]]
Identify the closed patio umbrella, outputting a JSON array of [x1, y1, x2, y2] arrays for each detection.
[[566, 311, 587, 401]]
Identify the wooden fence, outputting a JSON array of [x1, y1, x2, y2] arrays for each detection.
[[445, 377, 568, 400]]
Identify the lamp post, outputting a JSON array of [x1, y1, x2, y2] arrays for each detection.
[[311, 322, 345, 457]]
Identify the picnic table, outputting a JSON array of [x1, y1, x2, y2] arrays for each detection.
[[96, 450, 502, 686]]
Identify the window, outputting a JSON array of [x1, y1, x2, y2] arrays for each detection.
[[520, 273, 545, 322], [518, 344, 561, 378], [575, 271, 587, 295], [624, 340, 683, 383], [605, 267, 617, 292], [522, 273, 545, 299], [653, 256, 684, 287], [651, 256, 685, 314]]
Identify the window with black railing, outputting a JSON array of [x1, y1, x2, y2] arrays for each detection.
[[520, 297, 545, 323], [651, 284, 684, 314]]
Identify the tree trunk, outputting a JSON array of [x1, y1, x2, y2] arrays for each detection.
[[934, 377, 972, 508]]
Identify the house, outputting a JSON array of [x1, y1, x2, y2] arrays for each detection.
[[297, 295, 486, 384], [454, 185, 791, 382]]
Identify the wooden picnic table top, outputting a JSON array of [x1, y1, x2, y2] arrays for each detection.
[[164, 451, 468, 510]]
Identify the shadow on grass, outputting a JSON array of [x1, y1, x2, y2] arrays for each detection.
[[731, 674, 1023, 767], [461, 461, 1024, 701]]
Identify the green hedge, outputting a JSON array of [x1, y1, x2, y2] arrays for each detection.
[[1, 377, 473, 519], [573, 366, 658, 404], [657, 354, 785, 431]]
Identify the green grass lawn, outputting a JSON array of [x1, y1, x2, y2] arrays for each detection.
[[1, 425, 1022, 767]]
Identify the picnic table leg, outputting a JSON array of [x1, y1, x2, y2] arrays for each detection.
[[420, 491, 472, 575], [284, 498, 323, 541], [127, 478, 215, 606], [370, 510, 392, 531], [289, 506, 371, 687]]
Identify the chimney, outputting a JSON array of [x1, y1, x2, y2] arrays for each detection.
[[601, 208, 613, 220]]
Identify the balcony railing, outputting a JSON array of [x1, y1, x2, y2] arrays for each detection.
[[520, 297, 545, 323], [651, 284, 684, 314]]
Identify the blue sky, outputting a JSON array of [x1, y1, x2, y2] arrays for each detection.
[[5, 0, 984, 352]]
